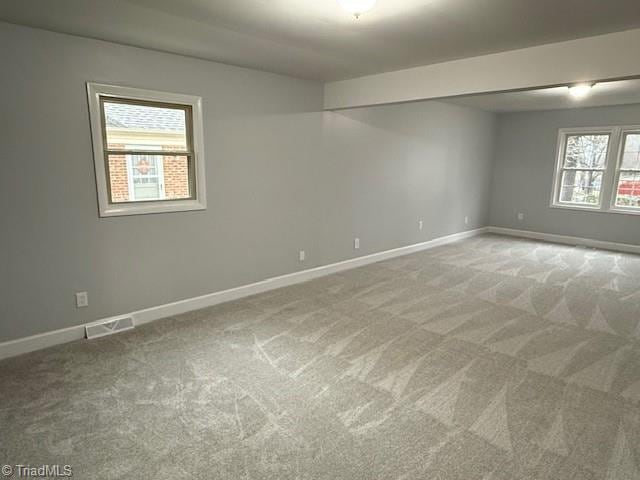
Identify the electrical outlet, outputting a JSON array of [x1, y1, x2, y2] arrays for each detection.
[[75, 291, 89, 308], [299, 250, 306, 262], [517, 212, 524, 221], [418, 220, 423, 231], [354, 238, 360, 250], [464, 216, 469, 225]]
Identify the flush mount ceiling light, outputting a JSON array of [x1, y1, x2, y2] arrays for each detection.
[[338, 0, 377, 18], [568, 83, 595, 99]]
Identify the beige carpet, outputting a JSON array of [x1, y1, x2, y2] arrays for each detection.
[[1, 234, 639, 479]]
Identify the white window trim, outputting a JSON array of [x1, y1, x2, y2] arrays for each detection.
[[550, 126, 640, 216], [609, 126, 640, 216], [87, 82, 207, 217]]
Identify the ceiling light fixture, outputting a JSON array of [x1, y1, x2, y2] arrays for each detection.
[[568, 83, 595, 99], [338, 0, 377, 18]]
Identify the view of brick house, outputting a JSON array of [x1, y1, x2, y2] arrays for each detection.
[[617, 178, 640, 204], [616, 134, 640, 207], [104, 102, 191, 203]]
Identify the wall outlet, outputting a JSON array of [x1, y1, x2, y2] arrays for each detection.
[[354, 238, 360, 250], [299, 250, 306, 262], [517, 212, 524, 221], [75, 291, 89, 308], [464, 216, 469, 225], [418, 220, 423, 231]]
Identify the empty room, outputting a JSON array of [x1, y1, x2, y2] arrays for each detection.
[[1, 1, 640, 478]]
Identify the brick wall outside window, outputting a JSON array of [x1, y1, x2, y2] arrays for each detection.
[[163, 154, 190, 199], [107, 144, 190, 202]]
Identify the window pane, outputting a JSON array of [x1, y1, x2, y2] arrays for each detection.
[[559, 170, 602, 205], [615, 172, 640, 208], [564, 134, 609, 168], [108, 154, 192, 203], [621, 133, 640, 170], [103, 101, 188, 152]]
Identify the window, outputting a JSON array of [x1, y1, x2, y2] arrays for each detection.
[[614, 131, 640, 210], [556, 133, 609, 207], [551, 126, 640, 215], [87, 83, 206, 216]]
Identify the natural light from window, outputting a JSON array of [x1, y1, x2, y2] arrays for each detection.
[[552, 126, 640, 214], [558, 134, 609, 206], [103, 102, 192, 204], [87, 83, 206, 217], [615, 132, 640, 208]]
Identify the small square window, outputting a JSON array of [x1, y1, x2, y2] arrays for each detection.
[[87, 83, 206, 217]]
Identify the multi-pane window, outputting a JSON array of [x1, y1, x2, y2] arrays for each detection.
[[87, 83, 206, 217], [552, 127, 640, 214], [557, 134, 609, 206], [614, 132, 640, 209]]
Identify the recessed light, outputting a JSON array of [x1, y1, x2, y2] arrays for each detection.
[[338, 0, 377, 18], [568, 83, 595, 99]]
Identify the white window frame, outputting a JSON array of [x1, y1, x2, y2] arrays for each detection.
[[87, 83, 207, 217], [550, 126, 640, 216], [610, 127, 640, 215]]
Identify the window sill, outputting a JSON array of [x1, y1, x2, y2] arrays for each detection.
[[609, 207, 640, 216], [550, 203, 640, 216], [99, 199, 206, 217]]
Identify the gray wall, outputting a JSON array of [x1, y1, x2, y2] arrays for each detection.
[[319, 104, 495, 258], [490, 105, 640, 245], [0, 22, 496, 343]]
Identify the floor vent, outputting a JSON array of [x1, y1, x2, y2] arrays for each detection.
[[85, 317, 135, 340]]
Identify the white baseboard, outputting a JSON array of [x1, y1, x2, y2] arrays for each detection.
[[0, 227, 488, 361], [488, 226, 640, 255], [0, 325, 89, 362]]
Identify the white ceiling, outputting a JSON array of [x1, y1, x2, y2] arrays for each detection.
[[2, 0, 640, 81], [443, 79, 640, 113]]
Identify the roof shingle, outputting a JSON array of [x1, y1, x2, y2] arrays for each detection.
[[104, 102, 185, 132]]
